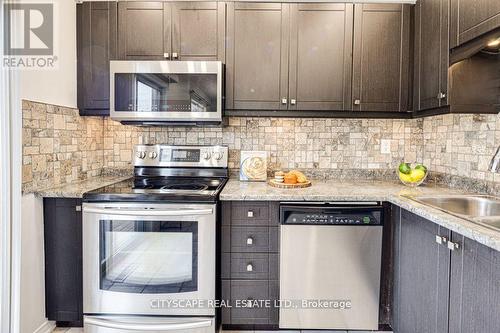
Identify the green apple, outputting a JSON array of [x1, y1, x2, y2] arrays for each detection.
[[415, 164, 428, 173], [399, 162, 411, 175]]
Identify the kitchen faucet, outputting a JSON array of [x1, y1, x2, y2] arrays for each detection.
[[489, 146, 500, 172]]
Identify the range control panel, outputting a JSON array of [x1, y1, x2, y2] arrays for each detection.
[[280, 205, 383, 226], [134, 145, 228, 168]]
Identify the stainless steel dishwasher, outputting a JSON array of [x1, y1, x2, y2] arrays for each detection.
[[279, 202, 384, 331]]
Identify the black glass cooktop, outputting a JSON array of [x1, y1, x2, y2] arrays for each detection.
[[83, 177, 227, 202]]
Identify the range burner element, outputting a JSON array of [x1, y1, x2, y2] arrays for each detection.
[[160, 183, 209, 192]]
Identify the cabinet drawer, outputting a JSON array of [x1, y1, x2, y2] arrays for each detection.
[[231, 202, 269, 225], [231, 227, 270, 252], [222, 253, 279, 280], [231, 253, 272, 280], [230, 280, 270, 324]]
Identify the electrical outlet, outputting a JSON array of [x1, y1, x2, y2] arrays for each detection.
[[381, 139, 391, 154]]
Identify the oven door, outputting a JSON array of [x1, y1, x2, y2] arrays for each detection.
[[83, 203, 215, 316], [110, 61, 223, 123]]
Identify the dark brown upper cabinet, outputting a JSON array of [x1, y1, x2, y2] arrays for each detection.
[[77, 1, 117, 116], [226, 3, 370, 113], [450, 0, 500, 48], [117, 2, 170, 59], [414, 0, 500, 115], [288, 3, 353, 111], [414, 0, 449, 111], [226, 2, 290, 110], [117, 1, 225, 61], [172, 2, 226, 61], [352, 4, 411, 112]]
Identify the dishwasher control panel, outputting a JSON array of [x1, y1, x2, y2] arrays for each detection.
[[280, 204, 383, 225]]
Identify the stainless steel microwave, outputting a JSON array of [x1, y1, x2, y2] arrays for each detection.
[[110, 61, 223, 126]]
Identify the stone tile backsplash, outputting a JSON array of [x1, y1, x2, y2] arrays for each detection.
[[107, 117, 424, 172], [422, 113, 500, 184], [22, 100, 103, 193], [22, 99, 500, 194]]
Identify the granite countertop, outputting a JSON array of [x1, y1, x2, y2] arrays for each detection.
[[35, 175, 130, 198], [220, 179, 500, 252]]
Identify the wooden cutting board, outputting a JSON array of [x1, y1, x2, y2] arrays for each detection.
[[268, 179, 311, 188]]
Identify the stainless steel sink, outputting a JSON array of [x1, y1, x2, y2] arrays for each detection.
[[409, 195, 500, 231]]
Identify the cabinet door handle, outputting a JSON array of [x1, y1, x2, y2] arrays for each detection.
[[246, 263, 253, 272], [447, 241, 460, 251], [354, 99, 361, 105], [247, 210, 254, 218], [281, 98, 287, 105], [163, 53, 170, 59], [435, 235, 447, 245], [290, 99, 296, 105], [246, 237, 253, 245], [172, 52, 178, 59], [437, 92, 446, 100]]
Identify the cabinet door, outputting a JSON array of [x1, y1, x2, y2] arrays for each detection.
[[77, 1, 117, 116], [414, 0, 449, 111], [450, 0, 500, 48], [288, 3, 353, 111], [352, 4, 411, 112], [44, 199, 83, 324], [394, 210, 450, 333], [117, 2, 170, 59], [449, 234, 500, 333], [226, 3, 290, 110], [172, 2, 225, 61]]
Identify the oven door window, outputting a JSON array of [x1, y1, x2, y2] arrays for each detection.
[[99, 220, 198, 294], [114, 73, 217, 113]]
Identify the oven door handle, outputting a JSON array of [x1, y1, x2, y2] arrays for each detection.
[[84, 207, 213, 216], [85, 316, 213, 331]]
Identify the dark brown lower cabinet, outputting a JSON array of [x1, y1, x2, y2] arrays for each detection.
[[393, 208, 500, 333], [393, 208, 450, 333], [221, 201, 280, 329], [449, 233, 500, 333], [44, 198, 83, 326]]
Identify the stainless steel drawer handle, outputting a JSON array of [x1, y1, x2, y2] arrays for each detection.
[[447, 241, 460, 251], [163, 52, 170, 59], [281, 98, 287, 105], [172, 52, 178, 59], [290, 99, 296, 105], [247, 210, 254, 218], [435, 235, 447, 245], [246, 297, 254, 307], [85, 317, 212, 331], [246, 237, 253, 245], [437, 92, 446, 100], [354, 99, 361, 105], [246, 263, 253, 272]]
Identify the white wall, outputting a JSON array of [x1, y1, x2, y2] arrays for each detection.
[[19, 0, 77, 108], [19, 1, 77, 332], [19, 195, 52, 333]]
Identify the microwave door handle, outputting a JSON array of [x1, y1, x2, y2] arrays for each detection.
[[85, 317, 213, 331], [84, 207, 213, 216]]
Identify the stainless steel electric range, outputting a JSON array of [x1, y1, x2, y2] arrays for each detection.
[[82, 145, 228, 333]]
